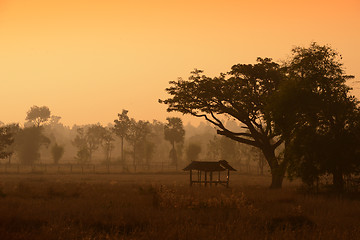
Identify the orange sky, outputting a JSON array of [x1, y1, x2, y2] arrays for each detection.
[[1, 0, 359, 126]]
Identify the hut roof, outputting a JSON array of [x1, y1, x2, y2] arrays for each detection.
[[183, 160, 236, 172]]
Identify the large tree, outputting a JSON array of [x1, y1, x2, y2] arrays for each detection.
[[270, 43, 360, 191], [164, 117, 185, 169], [160, 58, 286, 188]]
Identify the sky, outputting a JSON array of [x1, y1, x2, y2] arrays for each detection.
[[1, 0, 359, 127]]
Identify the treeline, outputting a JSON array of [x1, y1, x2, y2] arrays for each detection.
[[0, 106, 263, 172]]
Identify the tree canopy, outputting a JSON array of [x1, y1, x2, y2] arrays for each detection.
[[270, 43, 360, 191], [161, 58, 287, 188], [25, 105, 51, 127]]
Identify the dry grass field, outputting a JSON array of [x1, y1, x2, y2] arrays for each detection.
[[0, 172, 359, 240]]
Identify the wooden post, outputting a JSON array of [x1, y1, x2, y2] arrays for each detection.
[[218, 171, 220, 185], [210, 171, 213, 186], [190, 170, 193, 186]]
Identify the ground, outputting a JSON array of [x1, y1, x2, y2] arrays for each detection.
[[0, 172, 359, 240]]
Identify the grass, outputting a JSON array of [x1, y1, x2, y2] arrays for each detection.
[[0, 173, 359, 239]]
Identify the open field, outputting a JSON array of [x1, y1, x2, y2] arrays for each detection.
[[0, 173, 359, 240]]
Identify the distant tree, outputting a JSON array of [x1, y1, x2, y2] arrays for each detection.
[[144, 141, 155, 169], [72, 128, 90, 164], [113, 110, 131, 163], [164, 117, 185, 169], [207, 135, 240, 162], [0, 125, 15, 161], [49, 115, 62, 125], [72, 125, 105, 163], [101, 127, 115, 163], [15, 127, 50, 164], [86, 124, 105, 162], [126, 119, 150, 171], [26, 105, 51, 127], [186, 143, 202, 161], [0, 124, 20, 163], [51, 143, 64, 164]]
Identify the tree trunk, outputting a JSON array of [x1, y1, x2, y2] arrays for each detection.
[[133, 144, 136, 172], [333, 170, 344, 192], [261, 145, 287, 189], [270, 165, 286, 188], [121, 137, 124, 163]]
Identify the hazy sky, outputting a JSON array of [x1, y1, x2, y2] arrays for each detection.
[[1, 0, 359, 126]]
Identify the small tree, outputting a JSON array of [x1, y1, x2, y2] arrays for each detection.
[[15, 126, 50, 164], [51, 143, 64, 164], [101, 127, 115, 163], [72, 128, 90, 164], [86, 124, 105, 162], [126, 119, 150, 171], [164, 117, 185, 169], [114, 110, 131, 163], [0, 125, 15, 161], [26, 105, 51, 127], [186, 143, 201, 161]]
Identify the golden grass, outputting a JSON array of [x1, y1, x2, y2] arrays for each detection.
[[0, 173, 359, 239]]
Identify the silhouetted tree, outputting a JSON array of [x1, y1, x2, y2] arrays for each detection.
[[26, 105, 51, 127], [51, 143, 64, 164], [161, 58, 285, 188], [72, 128, 90, 163], [126, 119, 150, 171], [101, 127, 115, 163], [15, 127, 50, 164], [114, 110, 131, 163], [270, 43, 360, 191], [86, 124, 105, 162], [186, 143, 201, 161], [164, 117, 185, 169], [72, 124, 105, 163], [0, 124, 20, 163], [0, 125, 15, 161]]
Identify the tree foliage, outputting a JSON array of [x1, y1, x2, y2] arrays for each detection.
[[114, 110, 131, 162], [186, 143, 201, 161], [15, 127, 50, 164], [126, 119, 151, 171], [25, 105, 51, 127], [270, 43, 360, 191], [0, 125, 15, 160], [161, 58, 286, 188], [164, 117, 185, 167]]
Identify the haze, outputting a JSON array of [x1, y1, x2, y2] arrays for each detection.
[[1, 0, 359, 126]]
